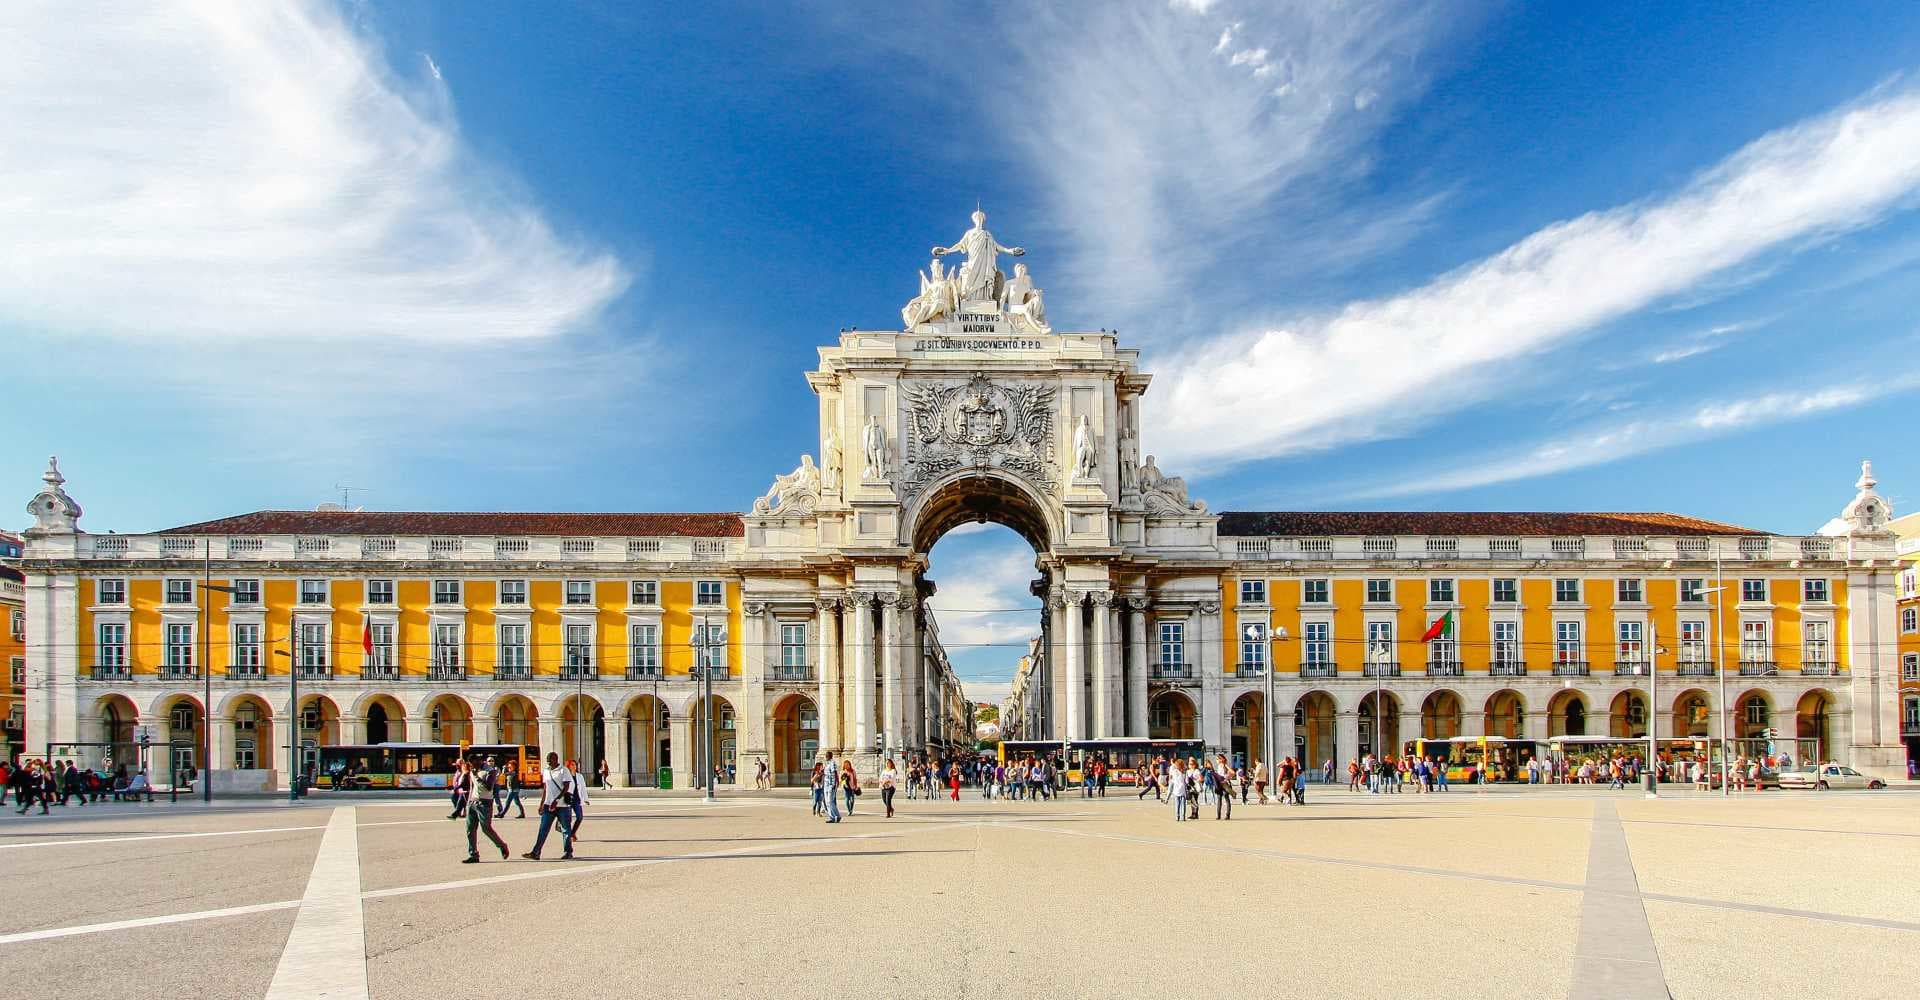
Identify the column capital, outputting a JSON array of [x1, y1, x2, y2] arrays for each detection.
[[815, 594, 842, 611], [1125, 595, 1151, 612], [744, 601, 769, 618], [1198, 600, 1221, 615]]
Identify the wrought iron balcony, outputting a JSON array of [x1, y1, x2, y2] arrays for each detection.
[[1235, 662, 1267, 677], [1613, 662, 1648, 677], [90, 664, 130, 680], [362, 664, 399, 680], [1362, 662, 1401, 678], [559, 664, 598, 681], [770, 665, 816, 682], [1552, 660, 1590, 677], [428, 665, 466, 681], [493, 666, 530, 682], [1677, 661, 1714, 676], [1739, 661, 1778, 677], [1488, 660, 1526, 676], [297, 665, 334, 680], [159, 664, 200, 680], [1298, 661, 1336, 678], [1151, 662, 1193, 680], [1799, 661, 1840, 676], [1425, 660, 1462, 677], [226, 665, 264, 679], [627, 665, 664, 680]]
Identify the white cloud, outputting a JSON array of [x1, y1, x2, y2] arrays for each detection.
[[1169, 0, 1220, 13], [925, 545, 1042, 653], [0, 2, 628, 344], [1154, 85, 1920, 471], [1345, 378, 1913, 499]]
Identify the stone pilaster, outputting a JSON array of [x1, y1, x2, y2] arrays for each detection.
[[1090, 591, 1115, 737], [815, 596, 842, 753], [1198, 601, 1225, 750], [1126, 597, 1149, 736]]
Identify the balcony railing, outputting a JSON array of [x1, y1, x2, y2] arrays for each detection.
[[227, 665, 264, 679], [770, 665, 816, 682], [494, 666, 530, 682], [1299, 662, 1336, 678], [1739, 661, 1778, 677], [626, 665, 663, 681], [560, 665, 598, 681], [159, 665, 200, 680], [91, 665, 131, 680], [1425, 660, 1462, 677], [1151, 662, 1193, 680], [363, 664, 398, 680], [1488, 661, 1526, 676], [1677, 661, 1714, 676], [1613, 662, 1647, 677], [1235, 662, 1267, 677], [1362, 662, 1400, 678], [297, 665, 333, 680], [1552, 660, 1590, 676], [1799, 661, 1840, 676], [428, 665, 466, 681]]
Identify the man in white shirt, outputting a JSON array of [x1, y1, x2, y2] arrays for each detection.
[[521, 753, 577, 861]]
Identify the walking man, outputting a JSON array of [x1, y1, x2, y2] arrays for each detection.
[[521, 753, 577, 861], [462, 755, 510, 864], [496, 763, 527, 818], [823, 751, 843, 823]]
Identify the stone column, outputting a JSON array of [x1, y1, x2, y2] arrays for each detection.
[[24, 573, 80, 757], [740, 602, 770, 777], [210, 718, 235, 773], [1270, 701, 1296, 769], [1090, 592, 1114, 738], [602, 717, 630, 787], [141, 716, 171, 783], [1062, 593, 1085, 740], [338, 715, 367, 746], [469, 715, 497, 745], [815, 597, 841, 753], [1336, 708, 1360, 770], [1048, 592, 1068, 740], [1126, 598, 1149, 736], [405, 717, 434, 743], [1198, 602, 1226, 750], [912, 605, 928, 750], [880, 593, 902, 758], [668, 715, 694, 790], [537, 718, 563, 769], [848, 593, 874, 751]]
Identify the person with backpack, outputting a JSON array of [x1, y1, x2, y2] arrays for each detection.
[[566, 758, 591, 836], [461, 755, 511, 864], [496, 762, 527, 819], [521, 753, 577, 861]]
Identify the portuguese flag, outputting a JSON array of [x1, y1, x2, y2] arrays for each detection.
[[1420, 610, 1455, 643]]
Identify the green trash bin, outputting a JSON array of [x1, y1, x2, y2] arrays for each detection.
[[656, 767, 672, 790]]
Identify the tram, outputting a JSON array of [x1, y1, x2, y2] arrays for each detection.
[[315, 742, 539, 790]]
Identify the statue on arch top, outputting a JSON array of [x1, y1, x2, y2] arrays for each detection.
[[932, 208, 1024, 304]]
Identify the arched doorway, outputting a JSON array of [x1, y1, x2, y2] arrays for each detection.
[[1673, 690, 1711, 738], [1608, 690, 1649, 738], [154, 694, 204, 777], [1420, 690, 1462, 740], [691, 695, 737, 785], [1358, 691, 1401, 759], [359, 694, 405, 746], [1734, 689, 1772, 748], [1485, 690, 1525, 739], [297, 695, 342, 784], [1795, 689, 1836, 763], [1149, 690, 1196, 739], [557, 694, 606, 780], [624, 694, 668, 788], [223, 694, 275, 773], [1229, 692, 1263, 767], [1296, 691, 1337, 767], [492, 694, 539, 750], [1548, 690, 1588, 737], [771, 693, 820, 785], [423, 694, 474, 745], [93, 694, 138, 770]]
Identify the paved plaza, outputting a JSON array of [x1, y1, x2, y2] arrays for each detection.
[[0, 785, 1915, 1000]]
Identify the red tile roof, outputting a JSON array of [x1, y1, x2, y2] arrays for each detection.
[[160, 510, 745, 538], [1216, 511, 1765, 537]]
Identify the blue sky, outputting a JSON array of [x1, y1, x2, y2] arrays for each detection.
[[7, 1, 1920, 701]]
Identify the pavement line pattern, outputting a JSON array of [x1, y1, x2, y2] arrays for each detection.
[[0, 823, 328, 851], [264, 806, 369, 1000], [1640, 893, 1920, 932], [0, 899, 302, 946], [1569, 800, 1669, 1000]]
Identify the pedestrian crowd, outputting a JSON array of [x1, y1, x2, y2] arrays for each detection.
[[3, 759, 159, 812]]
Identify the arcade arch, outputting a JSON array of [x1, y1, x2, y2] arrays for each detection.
[[1149, 690, 1196, 740], [1420, 690, 1463, 740], [771, 692, 820, 786], [1295, 691, 1337, 767], [1228, 691, 1263, 767], [1358, 691, 1401, 758], [1485, 690, 1525, 739]]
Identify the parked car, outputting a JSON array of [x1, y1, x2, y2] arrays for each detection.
[[1777, 763, 1886, 790]]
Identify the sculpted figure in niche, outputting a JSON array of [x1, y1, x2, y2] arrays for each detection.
[[862, 415, 890, 481], [822, 427, 841, 485], [1072, 414, 1096, 479], [1001, 262, 1050, 334], [932, 208, 1023, 304], [1118, 428, 1139, 492]]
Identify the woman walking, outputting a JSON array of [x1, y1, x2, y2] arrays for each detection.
[[842, 758, 859, 816], [880, 758, 898, 818], [809, 761, 825, 815], [567, 758, 590, 836], [1168, 758, 1189, 822]]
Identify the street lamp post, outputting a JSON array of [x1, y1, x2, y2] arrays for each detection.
[[1243, 624, 1290, 777], [1646, 626, 1666, 798], [196, 569, 241, 805], [1699, 576, 1731, 797], [272, 635, 297, 802]]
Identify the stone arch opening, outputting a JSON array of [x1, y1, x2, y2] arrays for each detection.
[[1795, 689, 1837, 763], [1421, 690, 1463, 740], [771, 692, 820, 785], [1149, 690, 1196, 739], [691, 694, 737, 785], [622, 694, 669, 787], [423, 694, 474, 745], [1358, 691, 1401, 758], [492, 694, 539, 750], [358, 693, 405, 745], [1228, 691, 1264, 767], [909, 469, 1057, 556], [1485, 689, 1525, 739], [1673, 689, 1711, 738], [297, 695, 342, 783], [1608, 690, 1649, 738], [224, 693, 276, 773], [557, 693, 606, 780], [153, 693, 205, 773], [1549, 690, 1589, 737], [1295, 691, 1337, 767], [1734, 689, 1772, 744]]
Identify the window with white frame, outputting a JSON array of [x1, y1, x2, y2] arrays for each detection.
[[1303, 621, 1330, 667], [695, 622, 726, 671], [97, 623, 127, 668], [629, 623, 659, 674], [229, 579, 261, 605], [1741, 620, 1769, 662], [1803, 621, 1830, 665], [1740, 578, 1767, 603], [1902, 570, 1917, 598], [299, 622, 329, 669], [232, 623, 262, 671], [498, 624, 528, 671], [696, 580, 725, 606], [1554, 621, 1582, 662], [165, 623, 194, 668], [1680, 578, 1706, 603], [1744, 698, 1770, 727], [1802, 578, 1830, 603], [781, 623, 808, 670], [165, 578, 193, 604], [630, 580, 659, 606], [432, 579, 462, 605], [1157, 621, 1185, 668], [563, 624, 593, 670], [565, 580, 594, 605], [1616, 578, 1644, 604], [1903, 607, 1917, 634], [1492, 621, 1518, 665], [1616, 621, 1643, 664], [1239, 579, 1266, 605], [299, 579, 329, 605], [1553, 578, 1580, 604], [1680, 620, 1707, 662], [1365, 620, 1394, 662], [1904, 653, 1919, 681], [1492, 578, 1518, 604], [1240, 628, 1267, 671], [498, 579, 527, 605], [433, 623, 463, 669], [1297, 579, 1328, 605], [9, 656, 21, 689], [1905, 696, 1920, 731], [1429, 634, 1457, 666], [366, 579, 395, 605], [98, 578, 127, 605], [1428, 578, 1455, 604], [1365, 579, 1391, 604], [8, 611, 20, 639]]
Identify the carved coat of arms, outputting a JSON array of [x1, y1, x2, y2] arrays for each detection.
[[900, 374, 1056, 500]]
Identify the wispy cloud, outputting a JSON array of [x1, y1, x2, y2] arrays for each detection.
[[0, 2, 628, 344], [1344, 377, 1915, 499], [1647, 319, 1767, 364], [925, 545, 1042, 655], [1154, 84, 1920, 472]]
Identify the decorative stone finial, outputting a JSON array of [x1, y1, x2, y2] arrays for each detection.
[[1857, 459, 1876, 492], [1836, 457, 1890, 535], [43, 455, 63, 488], [27, 454, 82, 535]]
